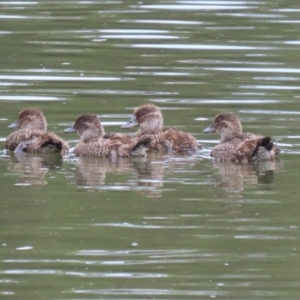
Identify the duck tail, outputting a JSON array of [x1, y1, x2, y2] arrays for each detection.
[[130, 136, 151, 155], [251, 136, 273, 158], [259, 137, 273, 151]]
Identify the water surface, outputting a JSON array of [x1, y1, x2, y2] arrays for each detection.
[[1, 0, 300, 299]]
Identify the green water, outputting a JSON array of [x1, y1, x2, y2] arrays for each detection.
[[1, 0, 300, 299]]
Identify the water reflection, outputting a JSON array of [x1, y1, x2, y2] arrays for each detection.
[[5, 148, 281, 196], [63, 154, 204, 197], [132, 157, 164, 198], [67, 156, 138, 191], [211, 160, 280, 198], [6, 153, 62, 186], [64, 155, 167, 197]]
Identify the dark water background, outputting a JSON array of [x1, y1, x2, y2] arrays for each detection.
[[1, 0, 300, 299]]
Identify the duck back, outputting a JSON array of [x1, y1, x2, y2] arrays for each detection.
[[6, 129, 69, 154], [73, 135, 148, 158], [162, 127, 200, 153]]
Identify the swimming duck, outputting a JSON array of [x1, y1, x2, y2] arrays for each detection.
[[5, 108, 69, 155], [121, 104, 201, 153], [203, 112, 280, 162], [63, 113, 148, 159]]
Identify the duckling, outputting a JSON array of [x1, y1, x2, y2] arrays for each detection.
[[5, 108, 69, 155], [203, 112, 280, 162], [121, 104, 201, 153], [63, 114, 148, 159]]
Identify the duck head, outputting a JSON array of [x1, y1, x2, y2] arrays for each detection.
[[121, 104, 163, 132], [64, 114, 105, 142], [203, 112, 242, 140], [8, 108, 47, 131]]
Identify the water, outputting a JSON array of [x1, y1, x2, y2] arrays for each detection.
[[1, 0, 300, 299]]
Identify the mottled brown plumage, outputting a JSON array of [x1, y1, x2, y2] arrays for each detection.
[[121, 104, 201, 153], [203, 112, 280, 162], [5, 108, 69, 154], [64, 114, 148, 158]]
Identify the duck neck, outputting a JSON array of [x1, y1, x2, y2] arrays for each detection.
[[81, 127, 105, 142], [22, 119, 47, 131], [139, 114, 163, 134], [219, 128, 242, 143]]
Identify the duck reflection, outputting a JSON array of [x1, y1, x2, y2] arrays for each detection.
[[66, 153, 194, 197], [132, 153, 199, 198], [7, 153, 62, 186], [68, 155, 167, 197], [71, 156, 138, 191], [211, 160, 281, 198], [131, 154, 164, 198]]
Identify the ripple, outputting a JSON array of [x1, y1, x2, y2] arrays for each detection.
[[269, 20, 300, 24], [125, 71, 190, 76], [234, 235, 294, 240], [37, 89, 176, 96], [79, 185, 169, 192], [1, 269, 165, 278], [2, 270, 61, 275], [16, 246, 33, 250], [240, 85, 300, 90], [206, 26, 254, 30], [150, 98, 279, 104], [0, 75, 122, 81], [65, 271, 167, 278], [100, 29, 169, 33], [0, 292, 15, 296], [129, 44, 268, 50], [0, 95, 64, 101], [284, 41, 300, 45], [218, 13, 284, 18], [206, 67, 300, 73], [0, 14, 82, 20], [139, 4, 250, 10], [122, 19, 203, 25], [177, 0, 260, 3], [179, 59, 282, 66], [239, 109, 300, 115], [253, 76, 299, 81], [92, 222, 198, 229], [0, 1, 37, 5], [235, 226, 289, 231], [0, 82, 29, 86], [0, 15, 27, 19], [272, 8, 300, 12], [76, 249, 201, 256], [73, 288, 224, 296], [101, 121, 125, 126], [99, 34, 179, 39]]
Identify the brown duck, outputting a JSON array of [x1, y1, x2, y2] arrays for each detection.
[[6, 108, 69, 155], [63, 113, 148, 159], [121, 104, 201, 154], [203, 112, 280, 162]]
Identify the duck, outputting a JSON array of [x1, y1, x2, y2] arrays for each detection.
[[5, 108, 69, 155], [63, 113, 149, 159], [203, 112, 280, 163], [121, 104, 201, 153]]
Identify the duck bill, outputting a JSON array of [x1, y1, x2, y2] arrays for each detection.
[[203, 124, 215, 133], [121, 115, 138, 129], [63, 125, 76, 133], [8, 121, 20, 129]]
